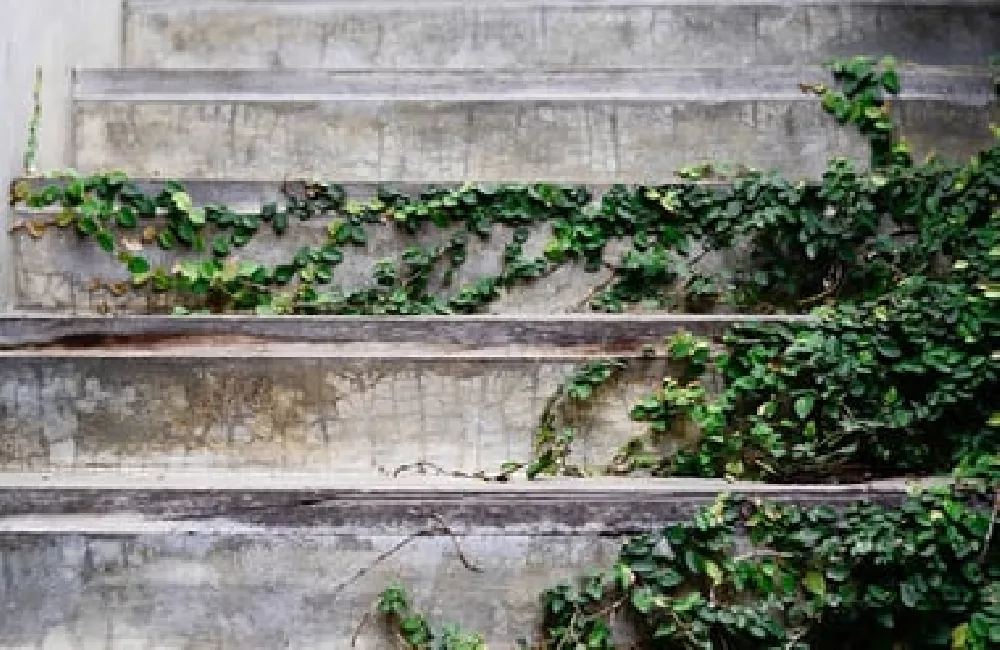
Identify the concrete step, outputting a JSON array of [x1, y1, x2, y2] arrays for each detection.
[[0, 315, 805, 475], [124, 0, 1000, 70], [0, 471, 912, 648], [72, 67, 998, 182]]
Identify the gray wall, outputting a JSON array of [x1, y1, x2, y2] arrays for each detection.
[[0, 0, 122, 309]]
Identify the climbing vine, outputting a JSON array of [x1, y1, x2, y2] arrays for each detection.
[[375, 459, 999, 649], [9, 56, 1000, 648], [366, 57, 999, 648], [6, 60, 932, 317]]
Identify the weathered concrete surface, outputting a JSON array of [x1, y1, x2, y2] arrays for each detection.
[[0, 472, 915, 529], [124, 0, 1000, 69], [71, 68, 998, 181], [0, 349, 685, 473], [0, 314, 810, 349], [0, 529, 618, 649], [0, 475, 912, 648], [0, 0, 122, 310]]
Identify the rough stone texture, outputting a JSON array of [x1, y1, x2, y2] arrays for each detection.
[[72, 91, 997, 182], [124, 0, 1000, 69], [0, 351, 686, 474], [0, 0, 122, 310]]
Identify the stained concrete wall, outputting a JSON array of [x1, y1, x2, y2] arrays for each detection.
[[123, 0, 1000, 70], [0, 476, 910, 648], [0, 350, 683, 474], [0, 0, 122, 310]]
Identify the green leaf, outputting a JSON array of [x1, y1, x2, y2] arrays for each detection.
[[794, 394, 816, 420], [704, 560, 724, 586], [95, 231, 115, 253], [803, 571, 826, 598], [187, 207, 206, 226], [170, 190, 193, 213], [127, 256, 150, 275], [951, 622, 969, 649], [212, 235, 231, 257], [273, 212, 289, 235], [672, 592, 704, 613], [157, 230, 176, 250], [116, 207, 137, 228], [631, 586, 655, 614], [881, 70, 901, 94]]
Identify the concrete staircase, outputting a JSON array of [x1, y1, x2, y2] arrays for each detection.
[[2, 1, 998, 647]]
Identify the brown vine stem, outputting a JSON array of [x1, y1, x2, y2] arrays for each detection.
[[333, 512, 482, 602], [574, 261, 618, 310], [978, 488, 999, 565], [795, 263, 845, 307]]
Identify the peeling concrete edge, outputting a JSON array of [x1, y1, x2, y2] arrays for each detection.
[[126, 0, 1000, 9], [0, 471, 928, 491], [72, 66, 998, 104], [0, 474, 929, 534], [0, 314, 816, 349]]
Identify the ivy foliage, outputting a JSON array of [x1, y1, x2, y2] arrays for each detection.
[[617, 138, 1000, 482], [365, 57, 1000, 648], [9, 55, 1000, 648], [376, 585, 486, 650], [378, 461, 998, 650], [539, 466, 999, 650]]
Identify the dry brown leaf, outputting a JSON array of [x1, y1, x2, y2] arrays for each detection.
[[26, 219, 48, 239], [9, 180, 29, 206], [56, 208, 76, 227]]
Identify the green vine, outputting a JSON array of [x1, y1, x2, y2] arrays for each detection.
[[802, 56, 905, 168], [10, 57, 1000, 647], [539, 468, 999, 649], [377, 460, 998, 649], [21, 66, 42, 175], [7, 58, 932, 318], [374, 585, 487, 650], [519, 358, 631, 479]]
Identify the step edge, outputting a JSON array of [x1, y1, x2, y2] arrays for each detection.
[[126, 0, 1000, 10], [71, 66, 998, 104]]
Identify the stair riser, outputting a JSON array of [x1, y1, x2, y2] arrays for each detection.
[[0, 481, 907, 648], [73, 98, 997, 182], [10, 213, 732, 314], [0, 355, 683, 474], [125, 2, 1000, 69], [0, 532, 620, 648]]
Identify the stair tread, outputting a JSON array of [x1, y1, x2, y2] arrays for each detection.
[[0, 314, 813, 349], [128, 0, 1000, 7], [75, 66, 996, 102], [0, 470, 926, 534], [0, 469, 922, 492]]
